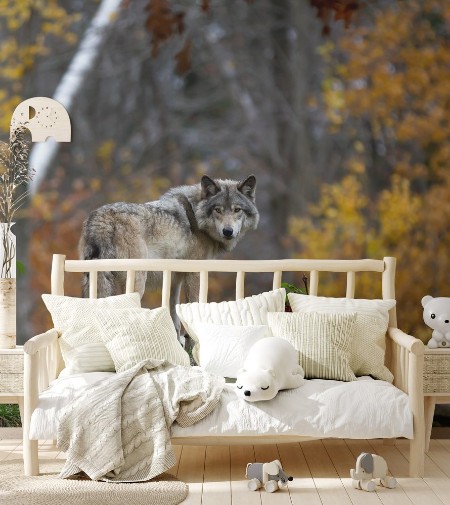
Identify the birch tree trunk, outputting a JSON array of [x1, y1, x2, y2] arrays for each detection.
[[18, 0, 122, 345], [29, 0, 123, 194]]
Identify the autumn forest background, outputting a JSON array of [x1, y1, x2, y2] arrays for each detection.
[[1, 0, 450, 354]]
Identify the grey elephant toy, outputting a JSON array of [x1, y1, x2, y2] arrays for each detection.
[[246, 460, 293, 493], [350, 453, 397, 492]]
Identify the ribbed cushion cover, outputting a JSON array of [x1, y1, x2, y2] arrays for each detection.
[[176, 288, 285, 363], [42, 293, 141, 374], [95, 307, 190, 372], [288, 294, 395, 382], [267, 311, 357, 381]]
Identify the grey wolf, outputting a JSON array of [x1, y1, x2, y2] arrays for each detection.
[[79, 175, 259, 332]]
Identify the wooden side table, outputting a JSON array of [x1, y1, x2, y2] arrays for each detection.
[[0, 346, 24, 424], [423, 348, 450, 451]]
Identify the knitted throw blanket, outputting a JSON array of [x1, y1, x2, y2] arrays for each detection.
[[57, 359, 224, 482]]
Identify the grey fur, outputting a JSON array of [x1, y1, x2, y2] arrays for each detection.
[[79, 175, 259, 333]]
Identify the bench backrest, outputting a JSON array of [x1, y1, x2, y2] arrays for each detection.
[[50, 255, 398, 327]]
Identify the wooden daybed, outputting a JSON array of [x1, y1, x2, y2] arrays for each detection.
[[22, 255, 425, 477]]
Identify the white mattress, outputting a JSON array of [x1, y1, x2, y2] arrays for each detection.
[[29, 372, 413, 441]]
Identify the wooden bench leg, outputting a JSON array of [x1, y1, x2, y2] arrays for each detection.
[[424, 396, 435, 453], [23, 437, 39, 476], [409, 433, 425, 477]]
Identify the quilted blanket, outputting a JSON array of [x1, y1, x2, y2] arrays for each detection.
[[56, 359, 224, 482]]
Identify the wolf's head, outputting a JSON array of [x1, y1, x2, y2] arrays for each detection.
[[195, 175, 259, 251]]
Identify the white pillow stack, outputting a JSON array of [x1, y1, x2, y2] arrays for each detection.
[[176, 288, 286, 364], [288, 294, 396, 382], [267, 311, 357, 381], [94, 307, 190, 372], [42, 293, 141, 374]]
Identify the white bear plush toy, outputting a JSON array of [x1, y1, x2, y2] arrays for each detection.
[[236, 337, 305, 402], [422, 295, 450, 349]]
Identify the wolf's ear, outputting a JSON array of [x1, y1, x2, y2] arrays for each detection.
[[201, 175, 220, 199], [238, 175, 256, 201]]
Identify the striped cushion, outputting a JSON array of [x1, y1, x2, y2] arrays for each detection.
[[42, 293, 141, 374], [288, 294, 395, 382], [95, 307, 190, 372], [267, 311, 357, 381], [176, 288, 285, 364]]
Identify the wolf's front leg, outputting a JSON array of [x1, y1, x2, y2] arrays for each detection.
[[169, 273, 183, 338], [182, 273, 200, 352], [184, 272, 200, 303]]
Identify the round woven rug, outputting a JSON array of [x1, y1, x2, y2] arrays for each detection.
[[0, 459, 188, 505]]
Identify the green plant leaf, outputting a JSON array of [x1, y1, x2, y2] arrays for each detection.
[[16, 260, 26, 276], [281, 281, 306, 306]]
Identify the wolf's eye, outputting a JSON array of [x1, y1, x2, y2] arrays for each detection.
[[261, 386, 269, 390], [214, 207, 222, 214], [431, 314, 436, 319], [237, 385, 243, 389], [234, 207, 242, 213]]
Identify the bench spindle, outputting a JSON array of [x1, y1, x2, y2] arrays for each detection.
[[126, 270, 136, 293], [199, 271, 209, 303], [273, 271, 282, 290], [89, 271, 98, 299], [161, 270, 171, 308], [309, 270, 319, 296], [235, 271, 245, 300], [346, 271, 355, 298]]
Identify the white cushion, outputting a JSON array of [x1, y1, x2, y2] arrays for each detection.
[[95, 307, 190, 372], [29, 372, 115, 440], [30, 374, 413, 441], [288, 294, 395, 382], [42, 293, 141, 374], [267, 311, 357, 381], [191, 322, 271, 378], [176, 288, 285, 363]]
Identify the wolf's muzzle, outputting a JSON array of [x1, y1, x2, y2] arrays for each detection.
[[222, 228, 234, 239]]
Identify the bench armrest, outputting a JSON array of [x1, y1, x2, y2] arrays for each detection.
[[23, 328, 59, 355], [387, 327, 424, 356], [385, 325, 425, 477]]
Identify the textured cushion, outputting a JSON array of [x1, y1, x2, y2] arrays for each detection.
[[95, 307, 190, 372], [42, 293, 141, 374], [176, 288, 285, 363], [191, 322, 271, 378], [267, 311, 357, 381], [288, 294, 395, 382]]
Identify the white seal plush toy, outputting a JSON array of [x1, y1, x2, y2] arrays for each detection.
[[236, 337, 305, 402]]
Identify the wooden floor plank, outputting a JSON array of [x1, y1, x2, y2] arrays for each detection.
[[436, 439, 450, 455], [322, 438, 383, 505], [176, 445, 206, 505], [300, 439, 353, 505], [427, 440, 450, 478], [396, 439, 450, 505], [369, 439, 444, 505], [202, 445, 231, 505], [277, 442, 322, 505], [4, 433, 450, 505], [230, 445, 261, 505]]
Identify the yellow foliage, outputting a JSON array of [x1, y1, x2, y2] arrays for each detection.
[[308, 0, 450, 341], [0, 1, 80, 133]]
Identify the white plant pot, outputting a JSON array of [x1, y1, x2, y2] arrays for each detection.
[[0, 223, 16, 279], [0, 223, 17, 348], [0, 278, 16, 348]]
